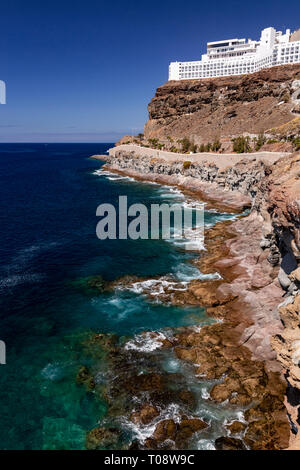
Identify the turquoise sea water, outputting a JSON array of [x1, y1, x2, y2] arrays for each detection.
[[0, 143, 241, 449]]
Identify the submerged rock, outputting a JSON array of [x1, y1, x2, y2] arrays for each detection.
[[76, 365, 95, 391], [86, 427, 120, 450]]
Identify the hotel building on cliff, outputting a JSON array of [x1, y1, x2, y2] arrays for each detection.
[[169, 26, 300, 80]]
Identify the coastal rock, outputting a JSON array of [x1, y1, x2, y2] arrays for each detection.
[[153, 419, 177, 444], [151, 418, 208, 449], [86, 427, 120, 450], [130, 404, 160, 425], [175, 418, 208, 449], [226, 421, 247, 435], [123, 373, 165, 394], [89, 148, 300, 449], [102, 149, 274, 211], [215, 436, 246, 450], [289, 267, 300, 284]]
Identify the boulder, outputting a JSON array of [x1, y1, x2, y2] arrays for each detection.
[[215, 436, 246, 450]]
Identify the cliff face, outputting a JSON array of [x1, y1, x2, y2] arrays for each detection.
[[254, 152, 300, 446], [96, 63, 300, 446], [92, 146, 300, 448], [102, 149, 274, 211], [144, 64, 300, 143]]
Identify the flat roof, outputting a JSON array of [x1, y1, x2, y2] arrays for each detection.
[[207, 38, 246, 46]]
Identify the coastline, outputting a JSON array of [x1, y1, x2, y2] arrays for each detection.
[[92, 163, 250, 213], [89, 151, 300, 449], [90, 151, 256, 213]]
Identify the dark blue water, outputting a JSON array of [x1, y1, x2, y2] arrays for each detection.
[[0, 143, 237, 449]]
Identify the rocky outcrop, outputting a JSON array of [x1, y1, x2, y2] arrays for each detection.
[[144, 64, 300, 143], [101, 149, 274, 211], [95, 152, 300, 448], [252, 152, 300, 447]]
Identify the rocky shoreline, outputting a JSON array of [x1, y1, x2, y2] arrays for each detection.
[[86, 149, 300, 450], [91, 149, 273, 212]]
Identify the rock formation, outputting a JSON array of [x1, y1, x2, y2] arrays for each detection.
[[254, 152, 300, 448], [98, 149, 275, 211], [89, 64, 300, 449], [144, 64, 300, 143]]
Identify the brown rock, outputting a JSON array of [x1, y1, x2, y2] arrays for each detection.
[[130, 404, 160, 425], [86, 427, 120, 450], [124, 373, 165, 394], [226, 421, 247, 434], [215, 436, 246, 450], [178, 390, 196, 409], [175, 419, 208, 449], [144, 64, 300, 143], [153, 419, 177, 443]]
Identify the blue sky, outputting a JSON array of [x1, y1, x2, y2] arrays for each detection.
[[0, 0, 300, 142]]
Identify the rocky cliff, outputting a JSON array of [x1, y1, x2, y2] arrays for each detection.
[[91, 63, 300, 448], [100, 149, 275, 211], [144, 64, 300, 144], [93, 148, 300, 448], [254, 152, 300, 448]]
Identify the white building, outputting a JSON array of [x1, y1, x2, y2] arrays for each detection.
[[169, 27, 300, 81]]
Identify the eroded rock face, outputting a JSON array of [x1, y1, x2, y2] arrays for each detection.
[[250, 151, 300, 448], [86, 149, 300, 449], [102, 150, 273, 211], [144, 64, 300, 142]]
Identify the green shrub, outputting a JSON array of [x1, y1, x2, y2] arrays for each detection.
[[254, 133, 266, 151], [293, 137, 300, 151], [211, 140, 221, 152], [148, 138, 159, 148], [232, 136, 252, 153], [179, 137, 192, 153], [282, 92, 290, 103], [183, 161, 191, 169]]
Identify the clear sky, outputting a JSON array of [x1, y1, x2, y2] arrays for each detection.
[[0, 0, 300, 142]]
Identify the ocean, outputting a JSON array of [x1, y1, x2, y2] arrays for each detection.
[[0, 143, 243, 449]]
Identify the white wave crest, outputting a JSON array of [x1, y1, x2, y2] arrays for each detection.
[[124, 331, 168, 352]]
